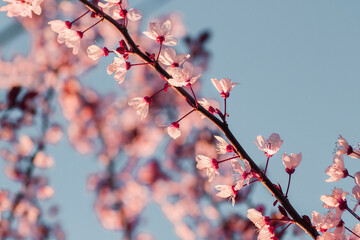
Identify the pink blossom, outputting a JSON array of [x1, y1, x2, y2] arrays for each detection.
[[282, 152, 302, 174], [211, 78, 238, 99], [107, 51, 127, 83], [87, 45, 110, 61], [0, 0, 42, 18], [311, 211, 340, 232], [320, 188, 348, 212], [195, 155, 219, 182], [254, 133, 283, 157], [143, 20, 177, 46], [128, 96, 151, 120], [325, 154, 348, 182], [33, 151, 54, 169], [337, 135, 360, 159], [247, 208, 275, 240], [98, 0, 142, 21], [167, 62, 201, 87], [355, 171, 360, 186], [36, 185, 55, 200], [232, 159, 253, 188], [159, 48, 190, 67], [165, 122, 181, 139], [198, 98, 216, 115], [214, 135, 233, 154], [214, 184, 238, 206], [0, 190, 11, 212], [63, 30, 83, 55], [48, 20, 82, 54]]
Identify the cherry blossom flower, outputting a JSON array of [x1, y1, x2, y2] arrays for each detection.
[[159, 48, 190, 67], [0, 190, 11, 212], [215, 184, 238, 206], [247, 208, 270, 230], [282, 152, 302, 174], [232, 159, 253, 187], [320, 188, 348, 213], [128, 96, 151, 120], [143, 20, 177, 46], [336, 135, 360, 159], [165, 122, 180, 139], [325, 154, 348, 182], [107, 51, 127, 83], [311, 211, 341, 232], [98, 0, 142, 22], [33, 151, 54, 168], [195, 155, 219, 182], [254, 133, 283, 157], [0, 0, 42, 18], [167, 62, 201, 87], [211, 78, 238, 99], [214, 135, 233, 154], [48, 20, 83, 54], [87, 45, 110, 61], [198, 98, 216, 115]]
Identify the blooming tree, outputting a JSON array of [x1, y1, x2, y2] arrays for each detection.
[[0, 1, 360, 240]]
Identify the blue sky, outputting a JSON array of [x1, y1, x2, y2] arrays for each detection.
[[1, 0, 360, 239]]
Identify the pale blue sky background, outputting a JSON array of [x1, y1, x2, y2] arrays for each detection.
[[1, 0, 360, 239]]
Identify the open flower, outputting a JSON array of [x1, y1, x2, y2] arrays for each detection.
[[99, 0, 142, 22], [215, 184, 238, 206], [336, 135, 360, 159], [232, 159, 253, 188], [143, 20, 177, 46], [254, 133, 283, 157], [325, 154, 348, 182], [214, 135, 233, 154], [198, 98, 216, 115], [165, 122, 180, 139], [311, 211, 341, 232], [107, 51, 127, 83], [128, 97, 151, 120], [167, 62, 201, 87], [211, 78, 238, 99], [159, 48, 190, 67], [320, 188, 348, 213], [195, 155, 219, 182], [87, 45, 110, 61], [282, 152, 302, 174], [0, 0, 42, 18]]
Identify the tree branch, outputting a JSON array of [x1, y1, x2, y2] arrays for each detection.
[[78, 0, 320, 238]]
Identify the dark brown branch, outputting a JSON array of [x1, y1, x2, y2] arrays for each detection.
[[77, 0, 320, 238]]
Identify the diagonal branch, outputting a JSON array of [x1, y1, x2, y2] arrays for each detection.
[[78, 0, 320, 238]]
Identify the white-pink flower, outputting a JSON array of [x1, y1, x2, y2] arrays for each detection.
[[63, 30, 83, 55], [282, 152, 302, 174], [198, 98, 216, 115], [167, 62, 201, 87], [48, 20, 73, 43], [350, 223, 360, 240], [247, 208, 267, 229], [254, 133, 283, 157], [33, 151, 54, 169], [215, 184, 238, 206], [0, 0, 42, 18], [311, 211, 340, 232], [159, 48, 190, 67], [165, 122, 180, 139], [195, 155, 219, 182], [211, 78, 238, 99], [325, 154, 348, 182], [87, 45, 110, 61], [232, 159, 253, 188], [320, 188, 348, 212], [337, 135, 360, 159], [143, 20, 177, 46], [107, 51, 127, 83], [214, 135, 233, 154], [98, 0, 142, 22], [128, 97, 151, 120]]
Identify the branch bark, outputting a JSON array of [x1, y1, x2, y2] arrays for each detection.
[[78, 1, 320, 238]]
